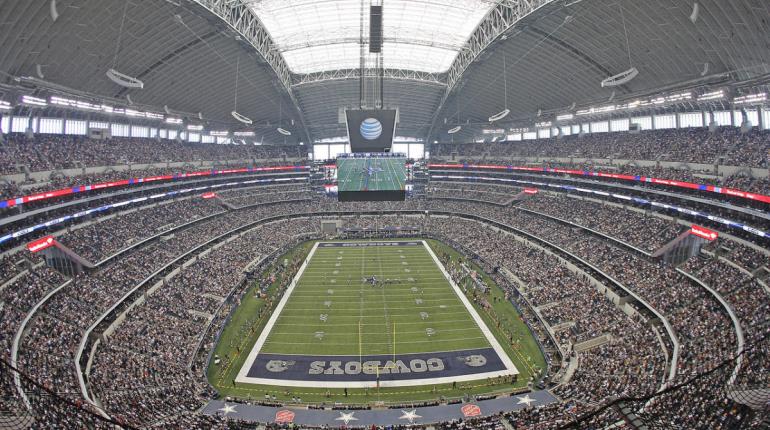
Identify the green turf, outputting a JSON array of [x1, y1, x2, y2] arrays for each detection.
[[207, 239, 548, 404], [337, 157, 407, 192], [261, 242, 490, 356], [425, 239, 547, 380], [206, 242, 314, 389]]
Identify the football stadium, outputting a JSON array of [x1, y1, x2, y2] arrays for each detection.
[[0, 1, 769, 429]]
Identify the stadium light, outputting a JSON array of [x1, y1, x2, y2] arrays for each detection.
[[187, 124, 204, 131], [277, 127, 292, 136], [577, 105, 617, 116], [488, 109, 510, 122], [733, 93, 766, 105], [665, 92, 692, 102], [447, 125, 462, 134], [601, 67, 638, 87], [0, 100, 12, 110], [165, 117, 183, 125], [231, 111, 252, 125], [697, 90, 725, 101], [50, 96, 101, 111], [556, 113, 574, 121], [106, 68, 144, 89], [21, 95, 48, 107]]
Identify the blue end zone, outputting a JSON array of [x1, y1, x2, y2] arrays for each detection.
[[319, 241, 421, 248], [246, 347, 507, 383]]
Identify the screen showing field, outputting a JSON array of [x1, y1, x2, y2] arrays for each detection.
[[337, 156, 407, 192]]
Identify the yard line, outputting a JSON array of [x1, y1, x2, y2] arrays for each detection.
[[357, 246, 366, 362], [301, 274, 444, 278], [287, 297, 461, 302], [263, 337, 489, 347], [385, 156, 405, 191], [261, 242, 494, 360], [291, 287, 454, 293], [294, 283, 450, 288], [377, 245, 394, 357], [279, 305, 467, 312], [272, 321, 483, 328], [269, 327, 482, 336], [305, 260, 436, 264], [288, 283, 457, 296], [276, 312, 477, 319], [299, 273, 444, 276], [338, 157, 356, 192]]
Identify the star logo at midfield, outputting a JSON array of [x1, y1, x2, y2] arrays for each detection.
[[335, 411, 358, 425], [517, 394, 537, 406], [399, 409, 422, 423], [218, 403, 237, 415]]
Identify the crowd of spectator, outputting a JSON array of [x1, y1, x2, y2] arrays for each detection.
[[0, 257, 67, 418], [431, 127, 770, 168], [427, 182, 520, 205], [59, 198, 225, 262], [218, 184, 314, 208], [566, 166, 770, 213], [13, 201, 313, 415], [681, 250, 770, 387], [0, 134, 305, 175], [426, 217, 666, 408], [517, 194, 680, 253], [722, 242, 770, 271], [87, 219, 319, 426], [427, 171, 770, 244], [0, 179, 767, 428]]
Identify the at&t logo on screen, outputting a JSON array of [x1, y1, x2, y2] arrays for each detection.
[[360, 118, 382, 140]]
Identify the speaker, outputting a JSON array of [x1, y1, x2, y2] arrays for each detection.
[[369, 6, 383, 53]]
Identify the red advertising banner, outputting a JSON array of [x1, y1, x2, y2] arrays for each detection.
[[0, 165, 310, 209], [274, 410, 295, 423], [201, 192, 218, 199], [690, 225, 718, 241], [523, 188, 539, 195], [427, 164, 770, 205], [461, 404, 481, 417], [27, 236, 56, 253]]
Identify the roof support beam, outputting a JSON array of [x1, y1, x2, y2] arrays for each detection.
[[279, 36, 461, 53], [192, 0, 312, 142], [426, 0, 553, 142], [293, 69, 446, 87]]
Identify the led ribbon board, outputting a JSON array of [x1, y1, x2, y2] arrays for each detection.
[[0, 166, 310, 209], [0, 175, 309, 246], [430, 174, 769, 239], [427, 164, 770, 206]]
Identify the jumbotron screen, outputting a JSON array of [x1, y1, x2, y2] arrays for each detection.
[[336, 153, 406, 201]]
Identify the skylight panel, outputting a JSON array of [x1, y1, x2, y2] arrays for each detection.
[[248, 0, 493, 74]]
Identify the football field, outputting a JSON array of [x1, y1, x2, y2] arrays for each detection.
[[337, 157, 407, 191], [235, 240, 517, 388]]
